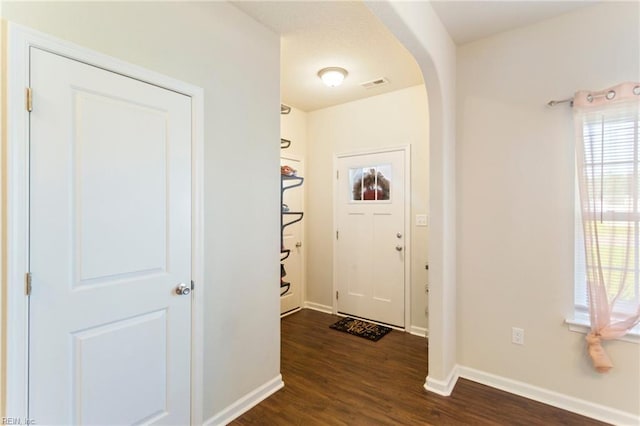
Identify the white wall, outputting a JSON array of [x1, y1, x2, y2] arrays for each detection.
[[0, 2, 281, 421], [457, 1, 640, 418], [0, 18, 6, 418], [305, 85, 430, 330]]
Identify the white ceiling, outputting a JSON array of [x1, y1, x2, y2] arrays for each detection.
[[430, 1, 598, 45], [234, 1, 595, 112]]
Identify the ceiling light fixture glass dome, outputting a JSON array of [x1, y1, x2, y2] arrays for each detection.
[[318, 67, 348, 87]]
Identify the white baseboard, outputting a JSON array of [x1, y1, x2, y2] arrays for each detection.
[[303, 301, 333, 314], [424, 366, 459, 396], [409, 325, 428, 338], [457, 366, 640, 426], [203, 375, 284, 426], [280, 307, 301, 318]]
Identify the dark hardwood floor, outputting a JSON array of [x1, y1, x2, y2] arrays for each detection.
[[231, 309, 605, 425]]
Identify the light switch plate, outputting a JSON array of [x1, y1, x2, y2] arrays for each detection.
[[416, 214, 428, 227]]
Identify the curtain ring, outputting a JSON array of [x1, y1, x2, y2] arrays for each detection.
[[606, 90, 616, 100], [634, 85, 640, 95], [586, 94, 593, 102]]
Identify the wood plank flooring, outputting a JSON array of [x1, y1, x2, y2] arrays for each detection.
[[231, 309, 605, 425]]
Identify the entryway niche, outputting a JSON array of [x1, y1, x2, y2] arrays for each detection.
[[234, 0, 455, 396], [270, 4, 431, 341]]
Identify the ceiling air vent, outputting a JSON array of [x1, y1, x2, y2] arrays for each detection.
[[360, 77, 389, 89]]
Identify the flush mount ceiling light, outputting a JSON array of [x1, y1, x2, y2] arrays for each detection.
[[318, 67, 348, 87]]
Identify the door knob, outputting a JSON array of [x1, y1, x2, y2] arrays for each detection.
[[395, 245, 403, 252], [396, 232, 402, 238], [296, 242, 302, 248], [176, 283, 191, 296]]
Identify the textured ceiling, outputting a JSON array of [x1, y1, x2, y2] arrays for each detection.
[[233, 1, 424, 112]]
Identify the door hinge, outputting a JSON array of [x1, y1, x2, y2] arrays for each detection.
[[190, 280, 195, 291], [336, 291, 339, 300], [336, 170, 339, 179], [25, 272, 32, 295], [336, 230, 339, 240], [26, 87, 33, 112]]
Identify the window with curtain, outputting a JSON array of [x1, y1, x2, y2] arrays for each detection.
[[573, 82, 640, 373]]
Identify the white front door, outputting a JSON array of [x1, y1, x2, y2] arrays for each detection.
[[28, 48, 192, 424], [336, 149, 406, 327], [280, 156, 304, 315]]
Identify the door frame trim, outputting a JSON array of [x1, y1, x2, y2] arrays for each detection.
[[5, 23, 205, 424], [332, 145, 412, 329]]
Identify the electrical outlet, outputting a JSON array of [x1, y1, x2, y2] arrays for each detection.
[[512, 327, 524, 345]]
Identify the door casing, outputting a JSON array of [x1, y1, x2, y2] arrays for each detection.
[[4, 23, 205, 423], [332, 145, 411, 329]]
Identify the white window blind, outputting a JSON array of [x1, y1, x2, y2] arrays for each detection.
[[575, 101, 640, 319]]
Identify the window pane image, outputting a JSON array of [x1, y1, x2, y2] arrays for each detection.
[[349, 165, 391, 201], [590, 220, 639, 307]]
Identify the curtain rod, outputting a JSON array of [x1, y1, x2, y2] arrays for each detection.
[[547, 97, 574, 107], [548, 88, 630, 107]]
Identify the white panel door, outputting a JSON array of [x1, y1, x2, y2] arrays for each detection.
[[28, 47, 192, 425], [280, 156, 304, 315], [336, 150, 405, 327]]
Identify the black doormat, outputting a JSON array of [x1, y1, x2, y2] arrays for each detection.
[[329, 317, 392, 342]]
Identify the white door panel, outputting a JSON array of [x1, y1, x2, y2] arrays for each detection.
[[29, 47, 191, 425], [343, 213, 369, 297], [336, 150, 405, 327], [78, 93, 167, 281], [73, 311, 167, 425]]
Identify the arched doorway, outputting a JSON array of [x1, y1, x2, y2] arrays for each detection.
[[365, 0, 458, 394]]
